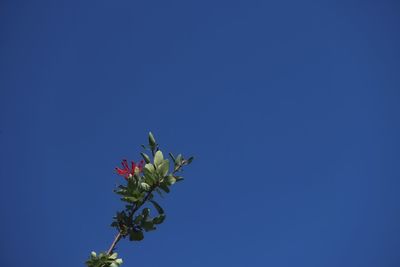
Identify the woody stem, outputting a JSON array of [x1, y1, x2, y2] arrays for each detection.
[[106, 188, 155, 255], [105, 164, 184, 259]]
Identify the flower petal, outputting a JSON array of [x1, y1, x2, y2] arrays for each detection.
[[116, 167, 128, 176], [122, 159, 129, 170]]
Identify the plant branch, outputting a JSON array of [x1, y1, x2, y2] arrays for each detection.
[[105, 164, 185, 257], [106, 232, 122, 255], [106, 188, 155, 256]]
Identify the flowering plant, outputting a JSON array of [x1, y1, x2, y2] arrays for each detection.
[[86, 132, 194, 267]]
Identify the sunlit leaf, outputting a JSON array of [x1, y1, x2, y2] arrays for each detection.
[[154, 151, 164, 167]]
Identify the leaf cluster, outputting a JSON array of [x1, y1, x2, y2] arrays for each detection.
[[86, 252, 123, 267], [111, 132, 194, 242], [86, 132, 194, 266]]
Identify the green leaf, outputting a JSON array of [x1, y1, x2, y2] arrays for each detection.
[[157, 159, 169, 177], [129, 229, 144, 241], [148, 132, 156, 148], [109, 253, 118, 260], [143, 163, 156, 184], [187, 156, 194, 164], [154, 150, 164, 167], [122, 196, 139, 203], [144, 163, 155, 173], [140, 182, 150, 191], [127, 179, 139, 192], [110, 263, 118, 267], [174, 176, 184, 182], [115, 259, 123, 265], [150, 200, 164, 214], [174, 154, 183, 170], [140, 152, 151, 164], [175, 154, 182, 164], [159, 182, 170, 193], [141, 220, 156, 231], [133, 214, 144, 224], [142, 208, 150, 217], [143, 176, 155, 187], [153, 214, 166, 224], [166, 175, 176, 185]]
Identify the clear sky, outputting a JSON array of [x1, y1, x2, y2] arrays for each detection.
[[1, 0, 400, 266]]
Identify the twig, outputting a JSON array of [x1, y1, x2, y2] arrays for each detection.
[[105, 164, 184, 257], [106, 188, 155, 255]]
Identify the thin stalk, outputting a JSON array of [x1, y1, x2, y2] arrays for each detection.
[[106, 188, 155, 255], [104, 163, 184, 259]]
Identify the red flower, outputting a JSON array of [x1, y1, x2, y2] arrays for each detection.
[[115, 159, 144, 179]]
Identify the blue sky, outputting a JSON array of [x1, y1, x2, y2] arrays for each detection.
[[1, 0, 400, 266]]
